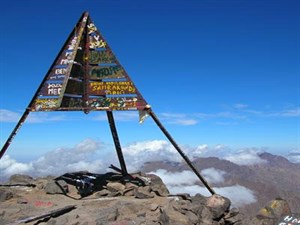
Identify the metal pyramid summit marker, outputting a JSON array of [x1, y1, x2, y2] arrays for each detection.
[[29, 12, 147, 113], [0, 12, 215, 195]]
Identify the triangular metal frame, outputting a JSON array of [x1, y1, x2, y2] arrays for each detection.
[[0, 12, 215, 195]]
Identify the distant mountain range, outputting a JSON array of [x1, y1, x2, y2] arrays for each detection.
[[141, 152, 300, 216]]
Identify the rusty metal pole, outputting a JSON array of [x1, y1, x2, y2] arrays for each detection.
[[106, 111, 128, 176], [148, 110, 216, 195]]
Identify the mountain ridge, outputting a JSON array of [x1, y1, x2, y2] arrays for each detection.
[[141, 152, 300, 216]]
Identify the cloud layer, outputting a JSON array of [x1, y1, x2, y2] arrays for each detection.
[[0, 139, 271, 180], [150, 169, 256, 207], [0, 139, 111, 180], [0, 139, 275, 207]]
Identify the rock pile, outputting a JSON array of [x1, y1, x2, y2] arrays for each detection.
[[0, 173, 241, 225], [245, 198, 299, 225], [0, 173, 297, 225]]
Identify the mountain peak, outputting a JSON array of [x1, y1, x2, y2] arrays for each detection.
[[258, 152, 290, 165]]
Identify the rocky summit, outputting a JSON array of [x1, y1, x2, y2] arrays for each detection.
[[0, 173, 297, 225]]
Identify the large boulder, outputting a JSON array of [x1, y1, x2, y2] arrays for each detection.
[[146, 173, 170, 197], [206, 194, 231, 219]]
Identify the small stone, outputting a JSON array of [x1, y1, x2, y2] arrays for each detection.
[[137, 212, 146, 217], [134, 186, 154, 199], [159, 208, 169, 225], [125, 182, 139, 189], [95, 207, 119, 224], [95, 189, 111, 197], [123, 188, 135, 196], [185, 211, 198, 224], [150, 203, 159, 211], [0, 189, 13, 202], [224, 207, 239, 219], [17, 198, 28, 204], [45, 180, 68, 194], [106, 182, 125, 193], [108, 191, 121, 197], [175, 193, 192, 201]]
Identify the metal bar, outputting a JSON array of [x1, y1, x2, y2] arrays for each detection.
[[106, 111, 128, 175], [149, 110, 216, 195], [8, 205, 76, 224], [0, 110, 30, 159], [82, 16, 90, 114], [0, 12, 89, 159]]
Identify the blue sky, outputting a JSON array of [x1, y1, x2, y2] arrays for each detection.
[[0, 0, 299, 163]]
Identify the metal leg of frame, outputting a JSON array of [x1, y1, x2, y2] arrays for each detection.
[[0, 110, 30, 159], [149, 110, 215, 195], [106, 111, 128, 176]]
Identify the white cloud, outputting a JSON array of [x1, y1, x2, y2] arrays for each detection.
[[74, 138, 100, 153], [0, 109, 20, 122], [214, 144, 226, 150], [151, 168, 226, 186], [0, 109, 66, 123], [27, 112, 66, 123], [0, 139, 182, 180], [123, 140, 181, 171], [150, 169, 199, 186], [150, 169, 256, 207], [277, 108, 300, 117], [169, 184, 208, 196], [224, 149, 267, 166], [0, 139, 111, 180], [0, 155, 34, 178], [201, 168, 226, 184], [234, 103, 248, 109], [0, 139, 273, 181], [170, 118, 198, 126], [0, 139, 192, 180], [286, 149, 300, 163], [189, 144, 209, 159], [165, 183, 256, 207], [31, 139, 108, 176], [197, 144, 209, 151], [123, 140, 172, 155], [215, 185, 257, 207], [64, 160, 104, 173], [196, 111, 246, 120], [188, 144, 229, 159], [159, 113, 198, 126]]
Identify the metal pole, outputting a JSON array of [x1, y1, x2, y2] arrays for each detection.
[[0, 110, 30, 159], [149, 110, 215, 195], [106, 111, 128, 175]]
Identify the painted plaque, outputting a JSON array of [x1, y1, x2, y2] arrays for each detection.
[[89, 81, 136, 95]]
